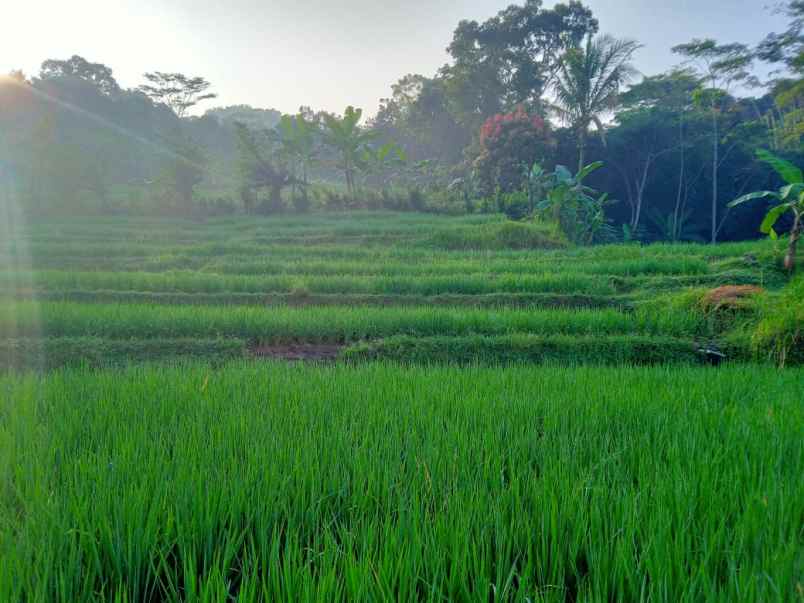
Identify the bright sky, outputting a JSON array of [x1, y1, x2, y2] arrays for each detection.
[[0, 1, 790, 117]]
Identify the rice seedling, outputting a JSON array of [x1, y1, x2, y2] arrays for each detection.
[[343, 334, 702, 364], [0, 301, 706, 342], [0, 362, 800, 601]]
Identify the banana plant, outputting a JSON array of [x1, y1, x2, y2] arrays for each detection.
[[728, 150, 803, 272], [532, 161, 614, 245], [362, 142, 407, 188], [276, 113, 317, 184], [526, 163, 546, 216], [272, 113, 318, 207], [321, 106, 378, 201]]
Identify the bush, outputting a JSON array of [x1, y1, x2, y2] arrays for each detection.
[[473, 106, 554, 196], [498, 190, 531, 221], [323, 189, 348, 211], [408, 188, 427, 212], [751, 275, 803, 366]]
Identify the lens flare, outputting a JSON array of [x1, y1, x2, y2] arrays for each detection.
[[0, 159, 42, 370]]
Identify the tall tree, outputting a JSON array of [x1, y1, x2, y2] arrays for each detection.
[[322, 107, 377, 201], [39, 55, 120, 96], [139, 72, 217, 118], [757, 1, 804, 69], [443, 0, 598, 130], [552, 34, 640, 171], [757, 1, 804, 149], [612, 70, 701, 235], [673, 39, 754, 243], [373, 75, 468, 165]]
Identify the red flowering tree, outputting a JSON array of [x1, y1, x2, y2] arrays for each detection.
[[473, 106, 554, 196]]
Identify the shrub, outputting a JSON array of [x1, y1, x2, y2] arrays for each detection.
[[407, 188, 427, 212], [751, 275, 803, 366], [473, 106, 554, 196], [498, 190, 531, 221]]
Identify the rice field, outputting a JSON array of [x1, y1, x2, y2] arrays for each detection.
[[1, 212, 802, 600], [0, 212, 796, 367], [1, 363, 802, 601]]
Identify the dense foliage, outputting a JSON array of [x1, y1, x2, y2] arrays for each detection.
[[0, 1, 802, 244], [474, 107, 553, 197]]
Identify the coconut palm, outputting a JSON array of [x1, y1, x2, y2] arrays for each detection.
[[322, 106, 377, 201], [553, 35, 640, 171]]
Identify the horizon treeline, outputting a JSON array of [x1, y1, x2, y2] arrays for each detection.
[[0, 0, 802, 243]]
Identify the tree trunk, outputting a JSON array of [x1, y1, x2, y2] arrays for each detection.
[[345, 168, 354, 203], [577, 127, 587, 173], [270, 183, 282, 211], [784, 212, 801, 273], [711, 105, 719, 244], [344, 155, 354, 203], [673, 117, 685, 241], [633, 157, 652, 231]]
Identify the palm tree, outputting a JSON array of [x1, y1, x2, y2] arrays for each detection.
[[553, 35, 640, 171], [322, 106, 377, 201]]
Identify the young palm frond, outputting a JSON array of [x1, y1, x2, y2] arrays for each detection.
[[553, 35, 641, 169]]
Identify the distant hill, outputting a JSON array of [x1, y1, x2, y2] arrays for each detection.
[[203, 105, 281, 130]]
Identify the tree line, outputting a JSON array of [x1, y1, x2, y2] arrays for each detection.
[[0, 0, 802, 245]]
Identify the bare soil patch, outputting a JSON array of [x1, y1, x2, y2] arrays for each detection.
[[249, 343, 343, 361], [702, 285, 764, 309]]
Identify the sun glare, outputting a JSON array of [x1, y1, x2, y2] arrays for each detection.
[[0, 158, 42, 367]]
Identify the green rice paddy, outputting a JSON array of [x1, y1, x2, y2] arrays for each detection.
[[0, 212, 801, 600]]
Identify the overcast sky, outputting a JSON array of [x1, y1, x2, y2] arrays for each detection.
[[1, 1, 790, 117]]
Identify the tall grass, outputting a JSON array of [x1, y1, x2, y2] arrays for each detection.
[[750, 275, 804, 366], [0, 301, 705, 342], [0, 270, 620, 296], [0, 337, 246, 370], [1, 363, 801, 601], [344, 334, 702, 365]]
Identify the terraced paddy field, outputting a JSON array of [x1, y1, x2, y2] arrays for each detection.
[[2, 212, 801, 367], [1, 212, 802, 600]]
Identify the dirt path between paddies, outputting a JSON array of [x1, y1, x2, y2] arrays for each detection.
[[249, 343, 343, 362]]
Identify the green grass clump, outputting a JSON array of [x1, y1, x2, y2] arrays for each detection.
[[424, 220, 566, 250], [0, 363, 801, 601], [344, 334, 701, 365], [750, 275, 804, 366], [2, 270, 620, 296], [0, 337, 246, 370], [4, 289, 630, 310], [0, 301, 705, 342]]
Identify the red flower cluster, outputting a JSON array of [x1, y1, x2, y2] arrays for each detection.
[[480, 106, 546, 144]]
